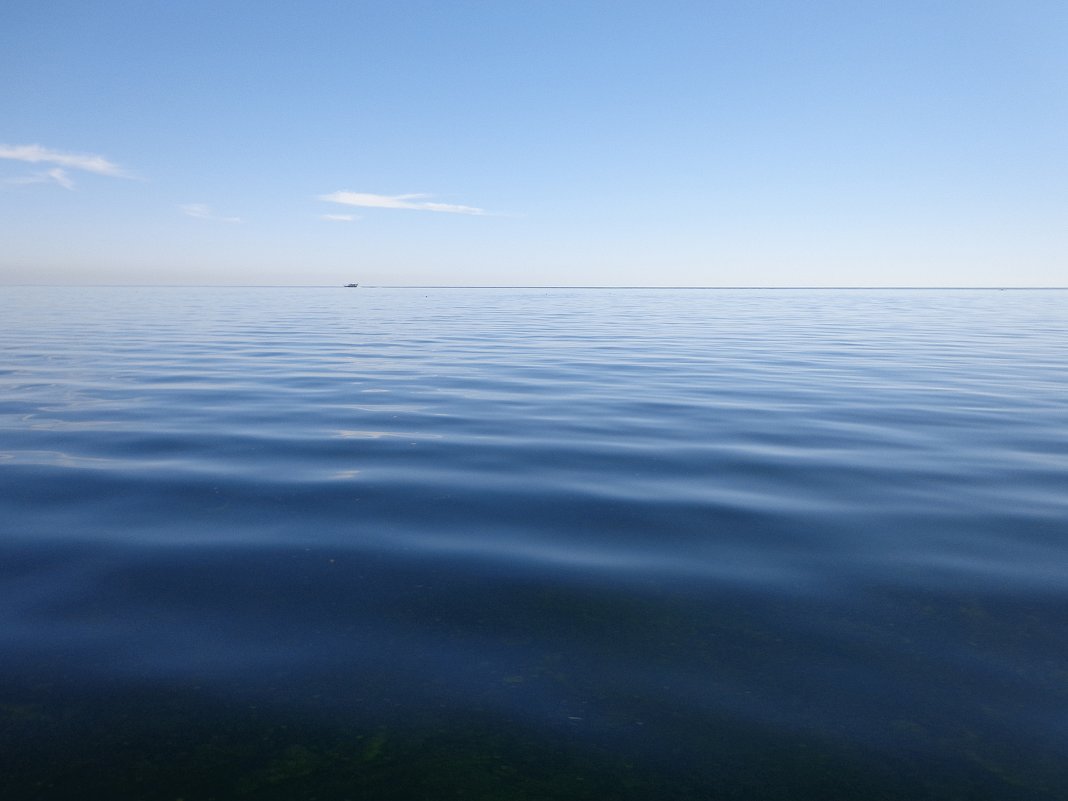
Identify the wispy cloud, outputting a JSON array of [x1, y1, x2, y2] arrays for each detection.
[[319, 191, 487, 216], [5, 167, 76, 190], [0, 143, 131, 179], [322, 213, 359, 222], [180, 203, 242, 223], [46, 168, 75, 190]]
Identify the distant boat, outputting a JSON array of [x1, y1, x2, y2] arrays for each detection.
[[344, 283, 359, 288]]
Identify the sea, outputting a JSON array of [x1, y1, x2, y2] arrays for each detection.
[[1, 286, 1067, 800]]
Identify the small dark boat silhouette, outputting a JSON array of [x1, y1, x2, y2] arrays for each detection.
[[344, 283, 359, 287]]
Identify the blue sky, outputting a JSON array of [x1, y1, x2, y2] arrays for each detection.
[[2, 1, 1065, 286]]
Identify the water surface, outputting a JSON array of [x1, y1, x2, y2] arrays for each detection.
[[2, 287, 1067, 799]]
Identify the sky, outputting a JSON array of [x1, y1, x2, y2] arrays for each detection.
[[2, 0, 1065, 286]]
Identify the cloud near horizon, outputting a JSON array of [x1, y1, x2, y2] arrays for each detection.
[[180, 203, 242, 223], [319, 191, 487, 216]]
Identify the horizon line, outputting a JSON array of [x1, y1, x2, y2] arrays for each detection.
[[3, 284, 1068, 291]]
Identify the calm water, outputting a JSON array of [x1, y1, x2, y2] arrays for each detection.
[[2, 287, 1067, 800]]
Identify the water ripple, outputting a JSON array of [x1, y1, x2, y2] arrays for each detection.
[[2, 287, 1068, 797]]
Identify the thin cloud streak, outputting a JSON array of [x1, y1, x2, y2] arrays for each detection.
[[0, 143, 130, 177], [5, 167, 75, 190], [180, 203, 242, 223], [319, 191, 487, 216], [322, 213, 359, 222], [46, 168, 75, 190]]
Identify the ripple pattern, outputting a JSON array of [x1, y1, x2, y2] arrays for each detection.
[[2, 287, 1068, 799]]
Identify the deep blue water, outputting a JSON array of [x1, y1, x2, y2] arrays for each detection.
[[2, 286, 1067, 799]]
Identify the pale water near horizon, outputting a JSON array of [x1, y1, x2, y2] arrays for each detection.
[[2, 287, 1067, 799]]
